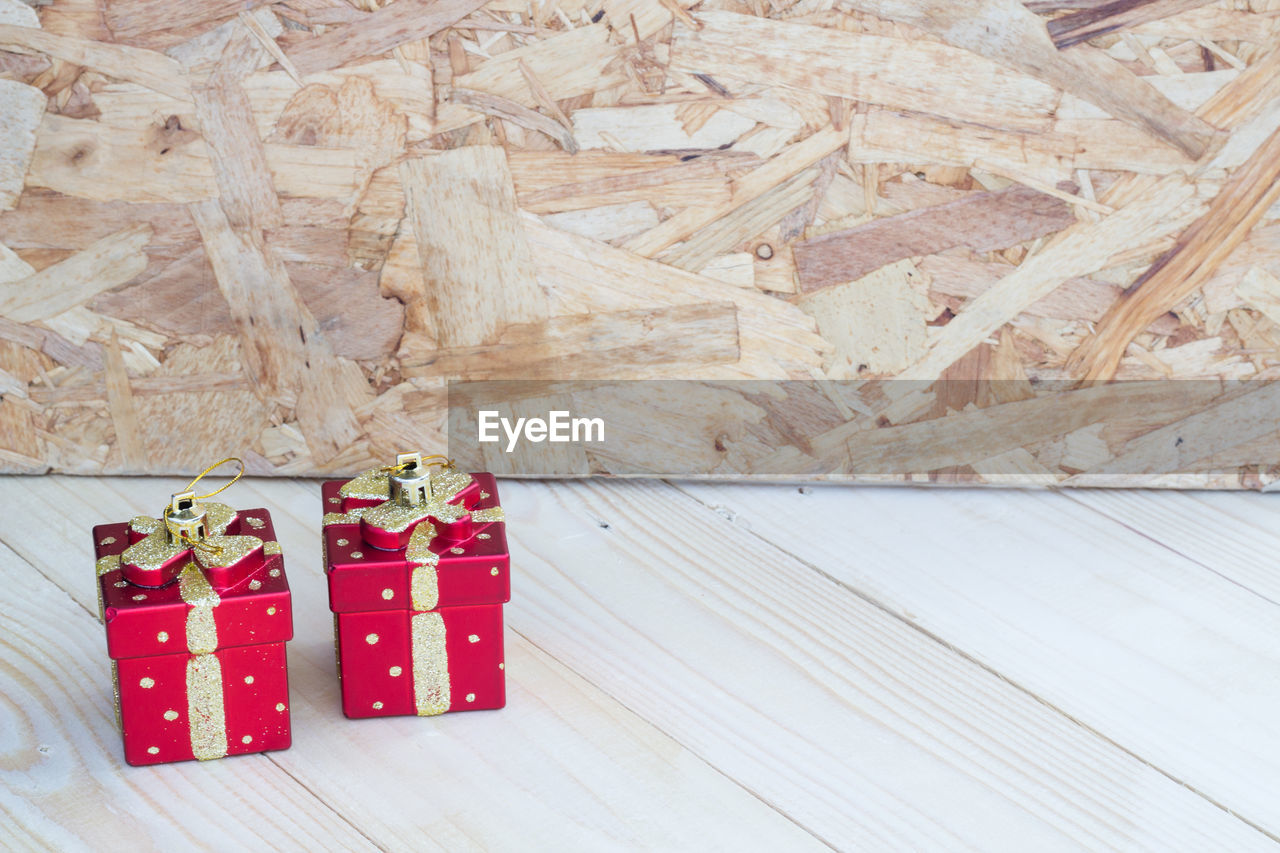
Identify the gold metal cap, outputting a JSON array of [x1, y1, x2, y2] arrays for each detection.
[[390, 452, 433, 506], [164, 491, 208, 544]]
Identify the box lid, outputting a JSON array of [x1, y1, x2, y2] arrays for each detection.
[[94, 506, 293, 660], [323, 471, 510, 613]]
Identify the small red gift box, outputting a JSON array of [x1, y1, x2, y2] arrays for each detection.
[[322, 453, 509, 718], [93, 495, 293, 766]]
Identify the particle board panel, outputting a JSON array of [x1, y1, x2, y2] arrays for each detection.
[[0, 2, 1278, 486]]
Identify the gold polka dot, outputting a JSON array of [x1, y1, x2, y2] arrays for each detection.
[[156, 631, 169, 643], [248, 580, 262, 591], [350, 550, 363, 559], [114, 580, 128, 587], [269, 568, 281, 578], [468, 634, 480, 643], [336, 538, 349, 547], [365, 633, 379, 645], [372, 701, 384, 710], [163, 710, 178, 721], [275, 703, 286, 712], [480, 491, 490, 499], [241, 735, 253, 745], [498, 663, 504, 670], [147, 746, 159, 755], [244, 517, 265, 529], [450, 547, 464, 554], [244, 675, 254, 685], [381, 588, 394, 600], [328, 496, 340, 505], [389, 666, 402, 677], [132, 594, 147, 601], [490, 567, 500, 576], [465, 693, 476, 703], [100, 536, 117, 546], [267, 606, 277, 616], [478, 533, 491, 540], [139, 677, 155, 689]]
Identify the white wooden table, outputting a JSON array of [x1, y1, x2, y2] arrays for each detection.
[[3, 476, 1279, 851]]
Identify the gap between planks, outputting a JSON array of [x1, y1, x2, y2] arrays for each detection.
[[1060, 488, 1280, 610]]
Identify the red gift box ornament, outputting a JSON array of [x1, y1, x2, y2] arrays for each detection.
[[92, 458, 293, 766], [322, 452, 509, 718]]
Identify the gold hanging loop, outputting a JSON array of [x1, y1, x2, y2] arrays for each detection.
[[182, 457, 246, 501]]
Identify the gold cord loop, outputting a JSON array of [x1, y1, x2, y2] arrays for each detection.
[[182, 457, 246, 501]]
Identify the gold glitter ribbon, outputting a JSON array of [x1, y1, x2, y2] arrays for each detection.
[[410, 611, 450, 716], [110, 661, 122, 733], [178, 563, 221, 654], [96, 554, 121, 576], [178, 562, 229, 759], [186, 653, 229, 760], [96, 554, 120, 621], [407, 523, 441, 611], [192, 534, 262, 570], [470, 507, 505, 524], [338, 467, 392, 501]]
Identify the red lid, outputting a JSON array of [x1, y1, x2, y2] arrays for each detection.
[[323, 472, 510, 614], [94, 507, 293, 661]]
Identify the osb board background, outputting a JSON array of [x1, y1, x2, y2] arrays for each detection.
[[1, 0, 1280, 486]]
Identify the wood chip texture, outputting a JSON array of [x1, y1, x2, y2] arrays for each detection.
[[1, 0, 1279, 487]]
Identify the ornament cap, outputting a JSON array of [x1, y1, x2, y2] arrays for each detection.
[[390, 452, 433, 506], [164, 491, 208, 544]]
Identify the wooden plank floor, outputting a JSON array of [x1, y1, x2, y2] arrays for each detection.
[[3, 476, 1279, 851]]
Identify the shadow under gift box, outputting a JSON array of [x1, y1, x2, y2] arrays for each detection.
[[93, 508, 293, 766], [321, 471, 510, 718]]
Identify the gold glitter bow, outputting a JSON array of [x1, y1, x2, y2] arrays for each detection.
[[119, 458, 263, 582], [323, 457, 476, 533]]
